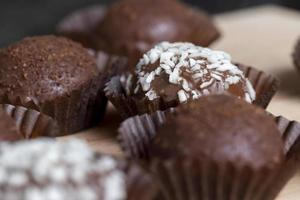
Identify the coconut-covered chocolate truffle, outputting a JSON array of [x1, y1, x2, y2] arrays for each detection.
[[0, 139, 156, 200], [150, 95, 284, 169], [0, 35, 106, 134], [94, 0, 220, 65], [0, 108, 22, 141], [293, 39, 300, 71], [134, 42, 256, 105]]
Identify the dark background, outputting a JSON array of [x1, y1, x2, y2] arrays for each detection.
[[0, 0, 299, 47]]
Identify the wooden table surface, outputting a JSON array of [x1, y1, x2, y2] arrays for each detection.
[[59, 5, 300, 200]]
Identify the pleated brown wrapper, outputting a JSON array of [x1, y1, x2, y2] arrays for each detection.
[[0, 104, 59, 141], [0, 50, 128, 137], [118, 109, 300, 200], [105, 63, 279, 118], [124, 160, 161, 200]]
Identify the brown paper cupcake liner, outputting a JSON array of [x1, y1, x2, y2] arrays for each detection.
[[236, 63, 279, 109], [125, 161, 161, 200], [151, 158, 285, 200], [0, 73, 107, 136], [0, 107, 23, 141], [118, 112, 300, 200], [105, 64, 279, 118], [1, 104, 59, 139], [118, 110, 170, 159]]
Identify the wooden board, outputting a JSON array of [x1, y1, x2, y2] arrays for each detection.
[[58, 5, 300, 200]]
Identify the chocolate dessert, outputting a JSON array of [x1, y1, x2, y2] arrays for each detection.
[[150, 95, 284, 169], [0, 35, 107, 135], [95, 0, 220, 65], [106, 42, 257, 117], [118, 95, 297, 200], [58, 0, 220, 67]]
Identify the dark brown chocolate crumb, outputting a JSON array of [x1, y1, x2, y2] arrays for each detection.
[[0, 35, 99, 103]]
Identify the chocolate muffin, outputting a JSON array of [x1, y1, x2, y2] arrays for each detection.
[[96, 0, 220, 65], [0, 35, 107, 135], [150, 95, 284, 169], [293, 39, 300, 71], [118, 94, 300, 200], [58, 0, 220, 68], [0, 108, 22, 141], [0, 139, 158, 200]]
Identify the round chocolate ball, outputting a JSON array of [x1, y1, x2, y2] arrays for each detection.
[[0, 139, 156, 200], [0, 35, 98, 103], [94, 0, 220, 65], [134, 42, 256, 107], [293, 39, 300, 71], [150, 95, 284, 169]]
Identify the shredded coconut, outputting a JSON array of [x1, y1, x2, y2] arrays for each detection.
[[135, 42, 256, 103], [0, 139, 126, 200]]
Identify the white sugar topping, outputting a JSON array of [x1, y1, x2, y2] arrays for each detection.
[[136, 42, 256, 103], [0, 139, 126, 200]]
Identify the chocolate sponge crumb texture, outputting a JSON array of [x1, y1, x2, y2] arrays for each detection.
[[118, 95, 300, 200], [105, 42, 278, 118], [0, 35, 108, 136]]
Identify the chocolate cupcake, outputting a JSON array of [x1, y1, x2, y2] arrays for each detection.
[[0, 35, 107, 136], [119, 95, 300, 200], [293, 38, 300, 71], [106, 42, 259, 117], [0, 139, 158, 200], [58, 0, 220, 68]]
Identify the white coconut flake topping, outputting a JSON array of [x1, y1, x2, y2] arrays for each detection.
[[0, 139, 126, 200], [136, 42, 256, 103]]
